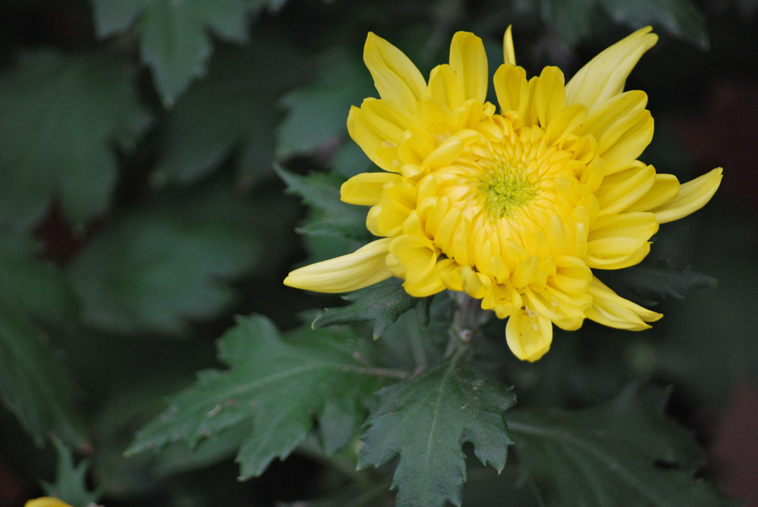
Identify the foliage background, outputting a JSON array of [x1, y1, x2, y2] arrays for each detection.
[[0, 0, 756, 505]]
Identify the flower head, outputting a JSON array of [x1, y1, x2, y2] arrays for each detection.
[[285, 27, 722, 362]]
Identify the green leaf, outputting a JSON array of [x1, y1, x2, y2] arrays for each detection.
[[127, 316, 394, 480], [276, 49, 372, 160], [92, 0, 279, 105], [313, 278, 431, 339], [0, 234, 85, 446], [541, 0, 707, 48], [0, 233, 78, 322], [603, 0, 708, 49], [68, 204, 260, 335], [598, 262, 717, 307], [152, 39, 305, 185], [277, 166, 371, 241], [358, 355, 516, 507], [508, 383, 736, 507], [0, 50, 150, 229], [0, 306, 85, 447], [42, 438, 100, 506]]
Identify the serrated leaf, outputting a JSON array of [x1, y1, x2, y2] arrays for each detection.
[[42, 438, 100, 506], [68, 204, 260, 335], [358, 356, 516, 507], [127, 316, 393, 480], [277, 166, 371, 241], [313, 277, 431, 338], [508, 383, 736, 507], [599, 262, 717, 307], [276, 49, 372, 159], [152, 39, 305, 185], [0, 50, 150, 229], [92, 0, 271, 105], [541, 0, 707, 47]]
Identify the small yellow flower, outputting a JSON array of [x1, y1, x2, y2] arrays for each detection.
[[285, 27, 722, 362], [25, 498, 73, 507]]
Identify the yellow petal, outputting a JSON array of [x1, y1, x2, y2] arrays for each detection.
[[365, 180, 417, 236], [506, 307, 553, 362], [284, 238, 393, 293], [625, 173, 680, 213], [586, 277, 662, 330], [388, 234, 437, 285], [341, 172, 402, 206], [651, 168, 723, 224], [534, 66, 566, 128], [543, 103, 587, 146], [449, 31, 488, 103], [503, 25, 516, 65], [578, 90, 648, 140], [566, 27, 657, 113], [25, 499, 72, 507], [348, 105, 397, 172], [494, 64, 529, 118], [428, 64, 464, 109], [595, 165, 657, 215], [364, 32, 426, 111], [596, 108, 654, 175]]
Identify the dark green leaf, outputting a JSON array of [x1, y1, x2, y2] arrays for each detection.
[[42, 438, 100, 506], [0, 233, 78, 322], [0, 50, 150, 229], [508, 383, 736, 507], [277, 166, 371, 241], [540, 0, 595, 46], [278, 482, 394, 507], [599, 262, 717, 307], [92, 0, 278, 105], [276, 49, 372, 160], [0, 234, 85, 446], [0, 306, 85, 447], [541, 0, 707, 48], [68, 204, 259, 335], [358, 356, 516, 507], [603, 0, 708, 49], [313, 277, 431, 339], [127, 316, 394, 479], [151, 39, 305, 185]]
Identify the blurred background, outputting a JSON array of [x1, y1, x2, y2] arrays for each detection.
[[0, 0, 755, 505]]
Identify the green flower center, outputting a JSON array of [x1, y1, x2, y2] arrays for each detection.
[[479, 160, 536, 218]]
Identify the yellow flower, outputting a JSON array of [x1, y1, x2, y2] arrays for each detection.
[[284, 27, 722, 362], [25, 498, 73, 507]]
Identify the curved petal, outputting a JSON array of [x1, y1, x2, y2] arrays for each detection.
[[586, 276, 662, 330], [625, 173, 680, 213], [506, 307, 553, 362], [364, 32, 427, 111], [566, 27, 658, 113], [284, 239, 393, 293], [651, 168, 723, 223], [503, 25, 516, 65], [494, 63, 529, 120], [341, 172, 402, 206], [534, 66, 566, 128], [596, 108, 654, 175], [449, 31, 489, 103], [428, 64, 464, 109]]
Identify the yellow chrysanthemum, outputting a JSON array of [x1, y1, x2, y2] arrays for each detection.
[[285, 27, 722, 362], [25, 498, 73, 507]]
